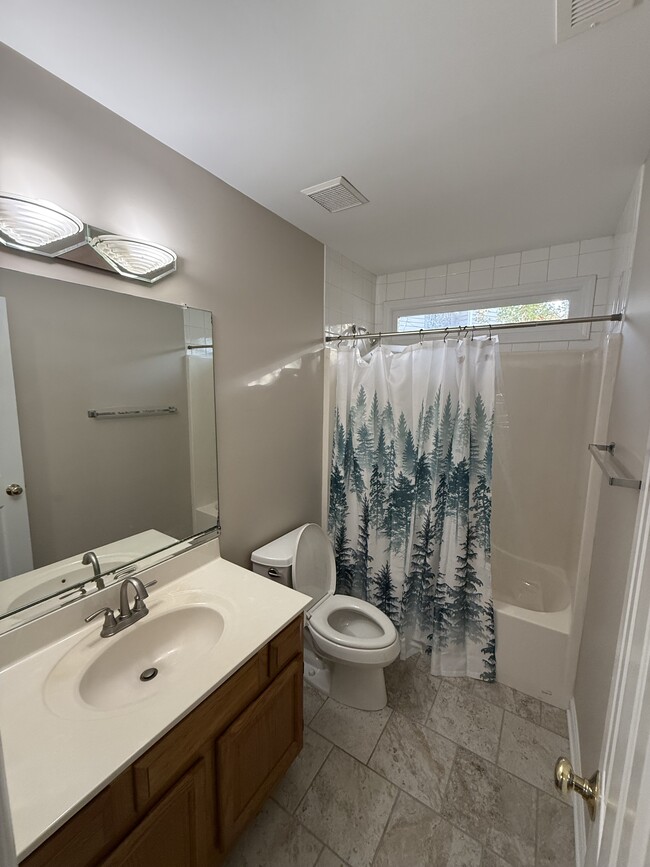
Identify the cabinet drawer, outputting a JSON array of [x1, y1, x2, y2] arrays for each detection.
[[133, 649, 267, 811], [268, 616, 303, 678]]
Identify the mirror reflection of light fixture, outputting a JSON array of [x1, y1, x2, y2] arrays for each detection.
[[0, 192, 177, 284], [88, 233, 177, 283], [0, 192, 85, 256]]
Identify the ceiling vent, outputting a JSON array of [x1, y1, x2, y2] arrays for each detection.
[[556, 0, 635, 42], [301, 177, 368, 213]]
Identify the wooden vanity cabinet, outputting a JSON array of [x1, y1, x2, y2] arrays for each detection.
[[21, 616, 303, 867]]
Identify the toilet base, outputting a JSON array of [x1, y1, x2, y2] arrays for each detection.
[[330, 662, 388, 711]]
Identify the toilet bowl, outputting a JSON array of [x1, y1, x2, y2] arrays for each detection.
[[251, 524, 400, 710]]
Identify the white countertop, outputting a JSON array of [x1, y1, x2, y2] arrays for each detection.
[[0, 541, 309, 861]]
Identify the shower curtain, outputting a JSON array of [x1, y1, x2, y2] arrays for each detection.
[[328, 336, 497, 680]]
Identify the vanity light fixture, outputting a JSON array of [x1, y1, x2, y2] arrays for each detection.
[[88, 234, 177, 284], [0, 192, 85, 256]]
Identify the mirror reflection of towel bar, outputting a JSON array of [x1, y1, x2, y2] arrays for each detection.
[[588, 442, 641, 489], [87, 406, 178, 419]]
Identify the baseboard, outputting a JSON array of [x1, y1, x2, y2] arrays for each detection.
[[568, 698, 586, 866]]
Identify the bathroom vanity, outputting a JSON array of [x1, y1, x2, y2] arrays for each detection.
[[0, 542, 309, 866]]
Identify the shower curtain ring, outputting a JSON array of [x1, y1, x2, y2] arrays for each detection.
[[419, 329, 423, 345], [443, 328, 448, 343], [488, 323, 492, 341]]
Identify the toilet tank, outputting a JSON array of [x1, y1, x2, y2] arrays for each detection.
[[251, 526, 305, 588]]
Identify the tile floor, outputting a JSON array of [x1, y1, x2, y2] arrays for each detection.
[[224, 654, 575, 867]]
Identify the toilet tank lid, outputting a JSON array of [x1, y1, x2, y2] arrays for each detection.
[[251, 525, 308, 568]]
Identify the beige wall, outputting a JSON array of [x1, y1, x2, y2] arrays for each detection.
[[574, 162, 650, 774], [0, 45, 325, 568], [1, 270, 194, 566]]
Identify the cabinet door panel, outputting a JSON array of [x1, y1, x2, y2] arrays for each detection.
[[217, 657, 303, 849], [100, 761, 208, 867]]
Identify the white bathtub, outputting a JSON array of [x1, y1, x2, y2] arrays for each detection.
[[491, 546, 572, 709]]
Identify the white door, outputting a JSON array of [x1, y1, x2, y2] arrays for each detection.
[[0, 297, 32, 581], [585, 437, 650, 866]]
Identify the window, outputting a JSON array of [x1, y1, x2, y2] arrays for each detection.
[[385, 277, 596, 344]]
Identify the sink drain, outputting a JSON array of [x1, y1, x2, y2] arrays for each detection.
[[140, 667, 159, 682]]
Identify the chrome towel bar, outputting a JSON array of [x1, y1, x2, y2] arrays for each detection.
[[588, 442, 641, 490]]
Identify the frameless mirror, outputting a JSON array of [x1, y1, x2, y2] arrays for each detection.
[[0, 268, 219, 631]]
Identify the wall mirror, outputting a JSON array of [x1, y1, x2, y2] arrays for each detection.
[[0, 267, 219, 632]]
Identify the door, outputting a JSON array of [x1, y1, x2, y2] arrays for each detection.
[[585, 439, 650, 866], [0, 297, 32, 581]]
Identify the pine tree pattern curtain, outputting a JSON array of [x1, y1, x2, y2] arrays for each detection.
[[328, 336, 497, 680]]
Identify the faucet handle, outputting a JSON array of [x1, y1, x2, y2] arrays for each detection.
[[85, 607, 118, 630]]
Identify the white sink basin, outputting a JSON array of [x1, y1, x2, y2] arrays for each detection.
[[45, 597, 228, 718]]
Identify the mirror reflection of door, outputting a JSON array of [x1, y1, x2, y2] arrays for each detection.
[[0, 297, 33, 580]]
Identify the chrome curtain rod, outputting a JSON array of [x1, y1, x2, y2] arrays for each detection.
[[324, 312, 622, 343]]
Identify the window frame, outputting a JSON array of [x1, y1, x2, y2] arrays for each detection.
[[383, 276, 597, 344]]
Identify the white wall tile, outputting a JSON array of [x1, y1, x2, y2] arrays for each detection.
[[425, 275, 446, 296], [538, 341, 570, 351], [511, 342, 540, 352], [547, 256, 578, 280], [520, 260, 549, 283], [470, 256, 494, 271], [376, 274, 387, 285], [448, 260, 470, 274], [494, 252, 520, 268], [469, 268, 494, 291], [426, 264, 447, 278], [594, 278, 609, 306], [404, 279, 425, 298], [521, 247, 550, 263], [550, 242, 580, 259], [386, 281, 406, 300], [387, 271, 406, 283], [446, 272, 469, 293], [375, 282, 386, 304], [580, 236, 614, 254], [406, 268, 426, 280], [578, 250, 612, 278], [492, 265, 520, 288]]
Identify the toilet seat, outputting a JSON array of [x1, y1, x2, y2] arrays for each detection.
[[308, 594, 397, 651]]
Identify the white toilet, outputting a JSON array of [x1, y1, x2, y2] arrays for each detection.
[[251, 523, 400, 711]]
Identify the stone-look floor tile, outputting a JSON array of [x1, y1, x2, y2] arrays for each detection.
[[274, 727, 332, 813], [373, 790, 482, 867], [427, 681, 503, 761], [536, 792, 575, 867], [480, 850, 513, 867], [443, 747, 537, 867], [385, 656, 439, 723], [224, 799, 322, 867], [472, 680, 542, 724], [304, 681, 327, 725], [316, 846, 349, 867], [540, 703, 569, 738], [297, 747, 398, 867], [310, 698, 392, 763], [497, 712, 570, 802], [368, 711, 456, 812]]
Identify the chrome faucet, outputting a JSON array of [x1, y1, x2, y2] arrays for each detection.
[[85, 577, 157, 638], [82, 551, 106, 590]]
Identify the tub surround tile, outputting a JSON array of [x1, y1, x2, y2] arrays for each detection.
[[223, 799, 322, 867], [304, 682, 327, 725], [550, 242, 580, 259], [297, 747, 398, 867], [540, 703, 569, 738], [521, 247, 549, 263], [427, 681, 503, 761], [274, 727, 333, 813], [385, 655, 439, 723], [443, 748, 537, 867], [536, 793, 575, 867], [368, 711, 456, 812], [494, 252, 521, 268], [373, 790, 482, 867], [472, 680, 542, 724], [310, 698, 392, 763], [497, 712, 570, 802]]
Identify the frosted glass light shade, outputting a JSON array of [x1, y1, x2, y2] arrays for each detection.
[[89, 234, 177, 283], [0, 193, 84, 253]]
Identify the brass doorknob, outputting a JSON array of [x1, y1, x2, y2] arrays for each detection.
[[555, 757, 600, 820], [5, 484, 23, 496]]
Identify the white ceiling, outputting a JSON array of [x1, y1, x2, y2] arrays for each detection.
[[2, 1, 650, 275]]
